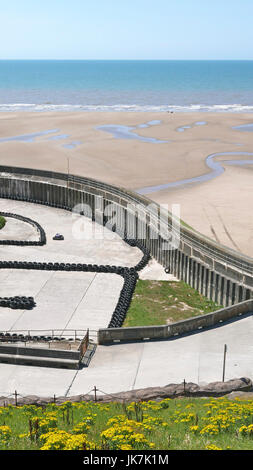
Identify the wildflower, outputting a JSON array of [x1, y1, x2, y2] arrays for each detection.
[[101, 415, 155, 450], [19, 433, 29, 439], [200, 424, 219, 436], [0, 426, 11, 441], [189, 425, 199, 433], [0, 425, 12, 447], [205, 445, 222, 450]]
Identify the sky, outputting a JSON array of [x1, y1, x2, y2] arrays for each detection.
[[0, 0, 253, 60]]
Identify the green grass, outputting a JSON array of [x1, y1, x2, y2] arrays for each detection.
[[124, 280, 222, 327], [1, 397, 253, 450], [0, 216, 6, 230]]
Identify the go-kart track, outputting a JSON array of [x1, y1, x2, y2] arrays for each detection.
[[0, 198, 179, 397], [0, 199, 154, 334], [0, 195, 252, 399]]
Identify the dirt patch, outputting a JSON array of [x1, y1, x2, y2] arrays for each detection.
[[147, 281, 162, 289], [178, 302, 195, 311]]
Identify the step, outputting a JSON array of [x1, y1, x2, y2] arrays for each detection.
[[0, 352, 80, 369], [81, 343, 96, 367], [0, 343, 80, 360]]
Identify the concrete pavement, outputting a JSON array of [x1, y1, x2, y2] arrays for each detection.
[[0, 198, 251, 399], [0, 199, 175, 335], [0, 314, 252, 397]]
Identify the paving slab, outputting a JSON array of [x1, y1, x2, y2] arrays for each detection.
[[0, 270, 123, 333]]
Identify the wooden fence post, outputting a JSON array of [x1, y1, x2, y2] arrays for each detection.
[[222, 344, 227, 382]]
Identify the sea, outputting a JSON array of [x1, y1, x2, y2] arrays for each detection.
[[0, 60, 253, 112]]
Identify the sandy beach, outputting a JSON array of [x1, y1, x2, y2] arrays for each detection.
[[0, 111, 252, 257]]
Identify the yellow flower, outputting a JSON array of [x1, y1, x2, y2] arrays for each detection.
[[200, 424, 219, 436], [206, 445, 222, 450], [0, 426, 12, 441], [189, 425, 199, 433]]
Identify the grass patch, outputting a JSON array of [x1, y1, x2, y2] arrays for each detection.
[[124, 280, 222, 327], [0, 216, 6, 230], [0, 397, 253, 450]]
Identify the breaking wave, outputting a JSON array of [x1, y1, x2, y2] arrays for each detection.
[[1, 103, 253, 113]]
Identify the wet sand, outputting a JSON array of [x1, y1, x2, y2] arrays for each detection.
[[0, 111, 252, 256]]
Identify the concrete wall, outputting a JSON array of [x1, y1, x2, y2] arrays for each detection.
[[98, 299, 253, 344], [0, 165, 252, 308], [0, 343, 81, 369]]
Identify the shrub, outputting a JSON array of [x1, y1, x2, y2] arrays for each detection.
[[0, 216, 6, 230]]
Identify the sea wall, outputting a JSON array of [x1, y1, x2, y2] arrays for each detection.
[[0, 165, 252, 308], [98, 299, 253, 344]]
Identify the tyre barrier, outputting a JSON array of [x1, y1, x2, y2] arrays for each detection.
[[0, 212, 46, 246], [123, 238, 151, 272], [108, 271, 139, 328], [0, 259, 141, 329], [0, 332, 71, 344], [0, 296, 36, 310]]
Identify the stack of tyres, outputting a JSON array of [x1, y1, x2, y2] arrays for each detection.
[[0, 296, 36, 310]]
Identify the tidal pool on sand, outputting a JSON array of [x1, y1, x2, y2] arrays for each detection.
[[136, 152, 253, 194], [96, 121, 168, 144]]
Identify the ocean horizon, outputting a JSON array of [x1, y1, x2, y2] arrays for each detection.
[[0, 60, 253, 112]]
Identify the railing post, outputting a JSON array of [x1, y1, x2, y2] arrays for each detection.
[[14, 390, 18, 407], [222, 344, 227, 382]]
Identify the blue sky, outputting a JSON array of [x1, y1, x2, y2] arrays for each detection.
[[0, 0, 252, 60]]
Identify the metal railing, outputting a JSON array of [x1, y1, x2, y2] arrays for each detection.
[[78, 329, 90, 359], [0, 328, 98, 349]]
